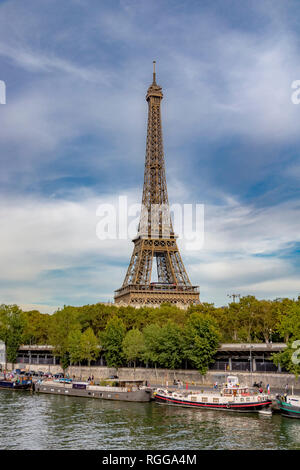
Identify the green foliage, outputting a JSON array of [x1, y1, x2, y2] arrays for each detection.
[[157, 321, 184, 369], [60, 353, 69, 372], [0, 304, 25, 364], [272, 340, 300, 377], [80, 327, 99, 366], [183, 313, 220, 375], [22, 310, 51, 345], [68, 329, 83, 365], [2, 294, 300, 373], [142, 323, 162, 365], [48, 306, 81, 368], [122, 328, 145, 368], [276, 300, 300, 342], [100, 316, 126, 368], [142, 321, 184, 369]]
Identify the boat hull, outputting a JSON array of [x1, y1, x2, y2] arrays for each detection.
[[35, 383, 151, 402], [276, 399, 300, 419], [0, 380, 32, 391], [155, 394, 272, 412]]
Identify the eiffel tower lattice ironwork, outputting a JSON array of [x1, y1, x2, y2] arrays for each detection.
[[114, 62, 200, 308]]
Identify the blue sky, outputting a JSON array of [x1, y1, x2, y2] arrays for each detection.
[[1, 0, 300, 312]]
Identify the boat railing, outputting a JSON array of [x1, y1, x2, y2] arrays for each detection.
[[87, 385, 129, 392]]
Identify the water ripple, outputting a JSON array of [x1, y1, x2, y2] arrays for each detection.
[[0, 390, 299, 449]]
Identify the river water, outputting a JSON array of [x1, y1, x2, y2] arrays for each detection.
[[0, 390, 299, 450]]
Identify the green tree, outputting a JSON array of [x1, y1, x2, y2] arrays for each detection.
[[22, 310, 51, 345], [80, 327, 99, 366], [142, 323, 162, 367], [183, 313, 220, 375], [122, 328, 145, 370], [0, 304, 25, 366], [157, 321, 184, 369], [100, 316, 126, 368], [48, 306, 80, 371], [272, 340, 300, 377], [68, 329, 83, 365], [254, 300, 279, 343], [276, 301, 300, 342]]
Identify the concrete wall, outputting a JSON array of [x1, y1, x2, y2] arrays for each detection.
[[2, 362, 300, 390]]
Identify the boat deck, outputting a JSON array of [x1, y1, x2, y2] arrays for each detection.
[[35, 380, 151, 402]]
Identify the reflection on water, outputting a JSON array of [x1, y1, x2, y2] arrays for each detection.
[[0, 390, 299, 450]]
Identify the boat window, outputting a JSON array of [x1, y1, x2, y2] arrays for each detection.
[[246, 397, 250, 402], [190, 396, 196, 401], [213, 398, 219, 403], [202, 397, 208, 402]]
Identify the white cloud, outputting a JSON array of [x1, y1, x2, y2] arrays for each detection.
[[0, 190, 299, 308], [18, 303, 59, 314]]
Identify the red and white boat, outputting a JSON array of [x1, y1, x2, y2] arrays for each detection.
[[154, 376, 272, 412]]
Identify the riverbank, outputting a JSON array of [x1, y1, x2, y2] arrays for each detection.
[[3, 363, 300, 390]]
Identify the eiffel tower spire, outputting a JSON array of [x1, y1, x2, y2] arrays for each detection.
[[114, 63, 200, 308]]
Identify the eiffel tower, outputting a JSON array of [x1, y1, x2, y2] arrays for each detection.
[[114, 62, 200, 308]]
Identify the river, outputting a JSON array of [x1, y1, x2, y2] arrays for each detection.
[[0, 390, 299, 450]]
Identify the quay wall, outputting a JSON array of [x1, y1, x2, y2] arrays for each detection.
[[2, 362, 300, 390]]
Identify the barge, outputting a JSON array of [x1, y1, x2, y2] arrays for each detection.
[[35, 378, 151, 402], [0, 375, 32, 391], [154, 375, 272, 412]]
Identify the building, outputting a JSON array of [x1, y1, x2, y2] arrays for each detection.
[[5, 342, 286, 373]]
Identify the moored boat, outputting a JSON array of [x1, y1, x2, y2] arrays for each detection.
[[0, 375, 32, 391], [276, 394, 300, 419], [35, 378, 151, 402], [154, 375, 272, 412]]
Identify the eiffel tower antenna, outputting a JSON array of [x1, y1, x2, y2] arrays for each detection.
[[153, 60, 156, 83], [114, 63, 200, 308]]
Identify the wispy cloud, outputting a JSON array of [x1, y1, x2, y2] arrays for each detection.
[[1, 189, 299, 308]]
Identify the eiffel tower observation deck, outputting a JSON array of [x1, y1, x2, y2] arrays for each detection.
[[114, 63, 200, 308]]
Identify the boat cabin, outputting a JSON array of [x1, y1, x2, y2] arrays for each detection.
[[225, 376, 240, 388], [110, 379, 145, 391], [222, 376, 250, 397], [222, 387, 250, 397]]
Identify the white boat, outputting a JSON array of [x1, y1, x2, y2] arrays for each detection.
[[154, 375, 272, 412]]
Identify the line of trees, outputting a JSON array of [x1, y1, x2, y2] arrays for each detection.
[[99, 313, 220, 375], [0, 295, 299, 374]]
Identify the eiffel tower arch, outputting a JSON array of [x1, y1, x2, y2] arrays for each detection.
[[114, 63, 200, 308]]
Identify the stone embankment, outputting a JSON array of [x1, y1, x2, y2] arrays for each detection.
[[3, 363, 300, 390]]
